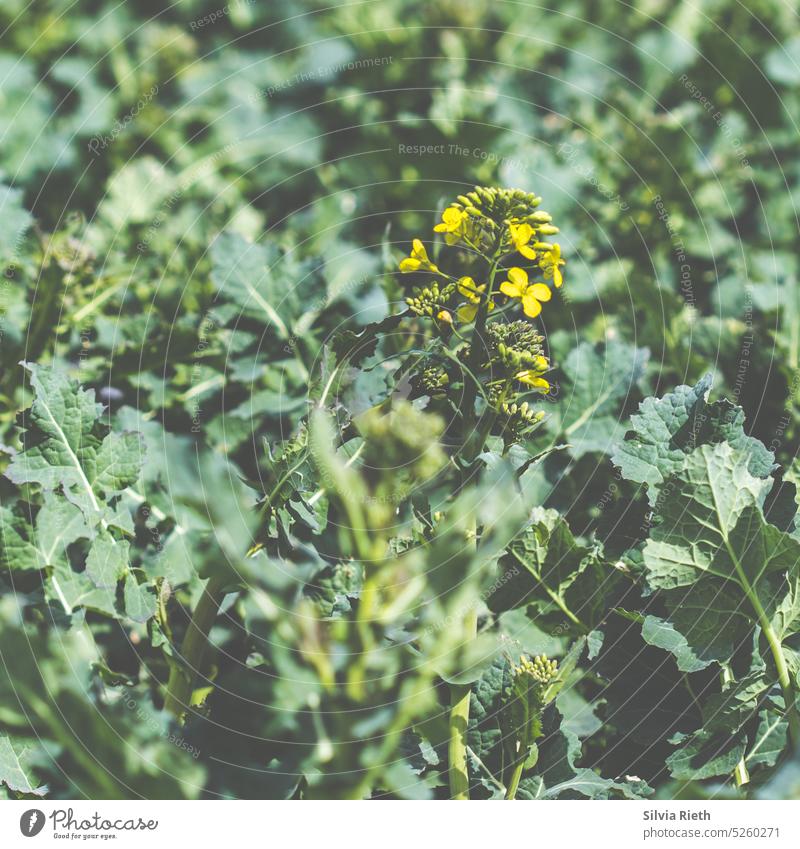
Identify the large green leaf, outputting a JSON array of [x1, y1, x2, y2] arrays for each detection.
[[612, 375, 775, 503], [642, 442, 800, 679], [0, 497, 87, 572], [210, 231, 292, 339], [7, 364, 144, 521]]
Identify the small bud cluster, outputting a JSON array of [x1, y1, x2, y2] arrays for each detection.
[[417, 366, 450, 396], [485, 321, 550, 393], [454, 187, 552, 228], [487, 321, 544, 357], [406, 281, 455, 317], [514, 653, 558, 685], [501, 400, 545, 436]]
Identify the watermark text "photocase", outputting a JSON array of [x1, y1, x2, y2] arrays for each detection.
[[87, 84, 159, 156]]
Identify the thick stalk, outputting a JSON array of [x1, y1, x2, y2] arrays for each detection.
[[448, 607, 478, 799], [164, 575, 228, 719], [448, 255, 502, 800], [505, 759, 525, 800]]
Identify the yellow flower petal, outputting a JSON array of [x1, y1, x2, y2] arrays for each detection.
[[457, 276, 476, 296], [516, 371, 550, 391], [519, 244, 537, 260], [500, 280, 524, 298], [507, 267, 528, 286], [521, 292, 542, 317], [530, 283, 552, 302], [553, 266, 563, 287], [399, 258, 421, 272], [513, 222, 533, 243]]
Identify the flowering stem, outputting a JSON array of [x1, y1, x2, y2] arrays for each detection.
[[448, 251, 506, 800]]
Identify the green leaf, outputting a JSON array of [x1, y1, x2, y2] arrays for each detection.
[[85, 534, 129, 589], [1, 497, 88, 572], [466, 655, 515, 788], [666, 730, 748, 780], [548, 340, 648, 458], [7, 364, 144, 520], [304, 561, 362, 617], [47, 563, 117, 618], [642, 442, 800, 672], [210, 232, 290, 338], [747, 709, 789, 769], [612, 375, 774, 503], [0, 736, 46, 796], [489, 507, 613, 635], [642, 583, 751, 672], [123, 573, 157, 623]]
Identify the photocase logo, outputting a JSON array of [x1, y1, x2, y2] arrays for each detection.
[[20, 809, 45, 837]]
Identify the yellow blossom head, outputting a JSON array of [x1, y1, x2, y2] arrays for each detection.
[[433, 205, 470, 246], [499, 267, 552, 318]]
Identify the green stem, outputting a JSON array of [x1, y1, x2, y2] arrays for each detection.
[[761, 620, 800, 747], [505, 759, 525, 800], [164, 574, 228, 720], [448, 605, 477, 799], [724, 536, 800, 746], [720, 665, 750, 788]]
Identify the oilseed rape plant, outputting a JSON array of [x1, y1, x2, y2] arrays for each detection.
[[3, 0, 800, 810]]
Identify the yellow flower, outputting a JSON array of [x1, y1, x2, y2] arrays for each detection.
[[457, 276, 481, 302], [508, 222, 537, 260], [399, 239, 440, 273], [515, 359, 550, 393], [434, 206, 468, 245], [456, 276, 493, 323], [499, 267, 552, 317], [541, 243, 565, 288], [436, 309, 453, 325]]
